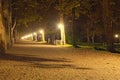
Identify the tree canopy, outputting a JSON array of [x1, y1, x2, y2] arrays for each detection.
[[11, 0, 120, 52]]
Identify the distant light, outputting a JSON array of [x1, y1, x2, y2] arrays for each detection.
[[33, 32, 37, 35], [115, 34, 119, 38], [40, 30, 44, 33], [21, 37, 24, 40], [21, 34, 33, 40], [58, 24, 63, 29]]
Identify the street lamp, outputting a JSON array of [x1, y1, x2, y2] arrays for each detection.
[[39, 30, 45, 42], [115, 34, 119, 43], [115, 34, 119, 38], [58, 23, 66, 45], [33, 32, 37, 36]]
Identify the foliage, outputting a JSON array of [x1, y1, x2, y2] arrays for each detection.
[[11, 0, 120, 50], [12, 0, 40, 26], [55, 0, 80, 15]]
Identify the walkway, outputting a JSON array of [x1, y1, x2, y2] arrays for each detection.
[[0, 41, 120, 80]]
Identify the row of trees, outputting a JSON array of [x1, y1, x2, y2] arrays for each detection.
[[0, 0, 119, 53], [56, 0, 119, 52], [0, 0, 13, 53]]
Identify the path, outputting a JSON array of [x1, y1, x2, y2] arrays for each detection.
[[0, 41, 120, 80]]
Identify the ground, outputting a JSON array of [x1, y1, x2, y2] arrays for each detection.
[[0, 41, 120, 80]]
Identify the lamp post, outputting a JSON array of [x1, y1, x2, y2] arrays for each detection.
[[58, 23, 66, 45], [39, 30, 45, 42]]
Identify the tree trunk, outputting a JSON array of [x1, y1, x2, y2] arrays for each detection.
[[102, 0, 115, 52], [72, 7, 79, 47], [86, 28, 90, 43], [91, 32, 95, 43], [3, 0, 12, 48], [11, 18, 16, 44], [59, 0, 66, 45], [0, 0, 7, 53], [9, 0, 13, 46], [92, 37, 94, 43]]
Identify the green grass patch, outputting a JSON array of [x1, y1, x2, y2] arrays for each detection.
[[94, 46, 106, 51], [67, 42, 120, 53], [79, 45, 93, 49]]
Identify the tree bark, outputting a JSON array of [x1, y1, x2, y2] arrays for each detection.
[[11, 18, 16, 44], [0, 0, 7, 53], [102, 0, 115, 52], [59, 0, 66, 45], [72, 7, 79, 47], [91, 32, 95, 43], [86, 28, 90, 43]]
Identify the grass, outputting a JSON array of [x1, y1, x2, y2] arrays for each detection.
[[55, 42, 120, 53], [78, 43, 103, 49], [79, 43, 120, 53], [72, 43, 120, 53], [56, 44, 72, 47], [114, 45, 120, 53]]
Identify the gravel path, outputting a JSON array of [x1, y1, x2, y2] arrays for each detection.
[[0, 42, 120, 80]]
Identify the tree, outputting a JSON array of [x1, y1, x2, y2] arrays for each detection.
[[11, 0, 44, 42], [2, 0, 13, 48], [78, 0, 101, 43], [102, 0, 115, 52], [55, 0, 80, 46], [12, 0, 57, 40], [0, 0, 7, 53]]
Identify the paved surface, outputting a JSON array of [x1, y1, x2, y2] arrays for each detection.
[[0, 41, 120, 80]]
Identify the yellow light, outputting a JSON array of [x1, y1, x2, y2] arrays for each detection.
[[21, 34, 33, 39], [40, 30, 43, 33], [57, 23, 66, 45], [115, 34, 119, 38], [33, 32, 37, 35], [21, 37, 24, 40], [39, 29, 46, 42], [58, 24, 63, 29]]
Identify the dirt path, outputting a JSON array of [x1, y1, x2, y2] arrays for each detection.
[[0, 42, 120, 80]]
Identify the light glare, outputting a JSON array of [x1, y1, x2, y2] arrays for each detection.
[[40, 30, 43, 33], [21, 34, 33, 40], [115, 34, 119, 38], [33, 32, 37, 35], [58, 24, 63, 29]]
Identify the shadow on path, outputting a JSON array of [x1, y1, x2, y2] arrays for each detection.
[[0, 53, 93, 70], [0, 53, 70, 62]]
